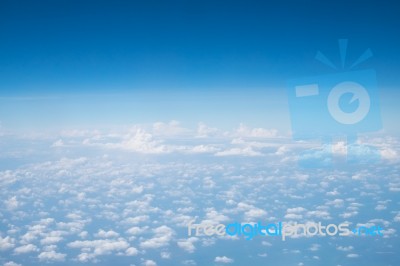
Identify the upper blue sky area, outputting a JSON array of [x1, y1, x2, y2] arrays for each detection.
[[0, 0, 399, 95], [0, 0, 399, 132]]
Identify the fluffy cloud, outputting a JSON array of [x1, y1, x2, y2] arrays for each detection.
[[140, 226, 174, 249], [1, 123, 400, 265], [177, 237, 198, 253], [196, 122, 218, 138], [95, 229, 120, 238], [125, 247, 139, 256], [0, 236, 15, 251], [3, 262, 21, 266], [142, 259, 157, 266], [215, 147, 262, 157], [38, 251, 66, 262], [68, 239, 130, 256], [152, 121, 190, 136], [112, 128, 168, 154], [235, 124, 278, 138], [5, 196, 19, 210], [14, 244, 38, 254], [214, 256, 234, 264]]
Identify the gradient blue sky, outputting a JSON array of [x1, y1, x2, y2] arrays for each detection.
[[0, 0, 399, 132]]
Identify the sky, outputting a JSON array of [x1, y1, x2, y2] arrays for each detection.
[[0, 0, 399, 132], [1, 1, 400, 266]]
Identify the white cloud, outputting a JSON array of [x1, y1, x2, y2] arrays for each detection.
[[142, 259, 157, 266], [326, 199, 344, 208], [51, 139, 65, 147], [40, 231, 64, 245], [0, 236, 15, 251], [5, 196, 19, 210], [160, 251, 170, 259], [126, 247, 139, 256], [332, 141, 347, 155], [38, 250, 66, 262], [237, 202, 267, 220], [140, 226, 174, 249], [380, 147, 398, 160], [214, 256, 234, 264], [152, 121, 189, 136], [306, 210, 331, 220], [84, 128, 168, 154], [182, 259, 196, 265], [126, 226, 142, 235], [196, 122, 218, 138], [285, 207, 306, 219], [215, 147, 262, 157], [177, 237, 198, 253], [347, 253, 359, 258], [235, 124, 278, 138], [205, 208, 229, 223], [284, 213, 303, 219], [375, 204, 386, 211], [4, 262, 21, 266], [14, 244, 38, 254], [309, 244, 320, 251], [116, 128, 168, 153], [190, 144, 219, 153], [95, 229, 120, 238], [68, 239, 130, 256], [337, 246, 354, 252], [77, 252, 97, 263]]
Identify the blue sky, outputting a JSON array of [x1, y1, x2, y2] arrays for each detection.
[[1, 2, 400, 266], [0, 0, 399, 133]]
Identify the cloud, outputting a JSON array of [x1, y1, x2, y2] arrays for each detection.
[[81, 127, 168, 154], [77, 252, 97, 263], [14, 244, 38, 254], [140, 226, 174, 249], [160, 251, 170, 259], [2, 125, 400, 265], [306, 210, 331, 220], [38, 251, 66, 262], [112, 128, 168, 154], [189, 145, 219, 154], [309, 244, 320, 251], [234, 123, 278, 138], [196, 122, 218, 138], [0, 236, 15, 251], [5, 196, 19, 210], [347, 253, 359, 258], [215, 147, 262, 157], [152, 121, 190, 136], [177, 237, 198, 253], [95, 229, 120, 238], [237, 202, 267, 221], [40, 231, 64, 245], [394, 214, 400, 222], [214, 256, 234, 264], [337, 246, 354, 252], [3, 262, 21, 266], [142, 259, 157, 266], [68, 239, 130, 256], [126, 226, 142, 235], [125, 247, 139, 256], [285, 207, 307, 219], [380, 147, 398, 160], [51, 139, 65, 147]]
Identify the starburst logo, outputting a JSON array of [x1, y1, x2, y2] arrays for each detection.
[[287, 39, 382, 167]]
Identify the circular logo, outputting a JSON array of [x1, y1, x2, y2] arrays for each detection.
[[327, 81, 370, 124]]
